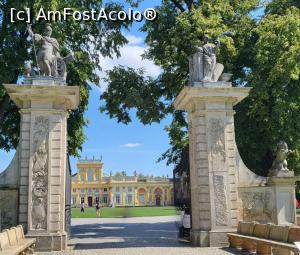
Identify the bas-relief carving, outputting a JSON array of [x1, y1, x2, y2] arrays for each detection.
[[31, 116, 49, 230], [209, 118, 226, 172], [213, 175, 228, 226], [240, 190, 274, 223]]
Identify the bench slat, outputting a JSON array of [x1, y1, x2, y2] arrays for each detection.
[[227, 233, 298, 251]]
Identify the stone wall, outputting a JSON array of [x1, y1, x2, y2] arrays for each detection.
[[297, 216, 300, 226], [0, 188, 18, 231]]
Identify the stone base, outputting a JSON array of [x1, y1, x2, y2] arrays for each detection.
[[190, 229, 235, 247], [209, 229, 234, 247], [26, 232, 67, 251], [190, 230, 209, 246]]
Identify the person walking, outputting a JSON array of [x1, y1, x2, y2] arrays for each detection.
[[81, 202, 85, 213], [96, 202, 101, 218]]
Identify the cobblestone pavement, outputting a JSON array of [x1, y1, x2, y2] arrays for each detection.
[[35, 216, 247, 255]]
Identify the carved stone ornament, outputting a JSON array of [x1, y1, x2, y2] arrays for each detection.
[[268, 141, 294, 177], [31, 116, 49, 230], [213, 175, 228, 226], [209, 118, 226, 171], [240, 190, 274, 223]]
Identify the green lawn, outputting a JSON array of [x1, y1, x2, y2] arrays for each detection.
[[71, 206, 179, 218]]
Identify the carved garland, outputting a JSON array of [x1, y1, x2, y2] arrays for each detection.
[[31, 116, 49, 230]]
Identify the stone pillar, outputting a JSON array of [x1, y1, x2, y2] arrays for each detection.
[[5, 83, 79, 251], [174, 82, 251, 247], [267, 177, 300, 225]]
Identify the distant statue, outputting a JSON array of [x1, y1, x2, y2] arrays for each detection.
[[268, 141, 294, 177], [189, 34, 226, 84], [27, 24, 74, 80]]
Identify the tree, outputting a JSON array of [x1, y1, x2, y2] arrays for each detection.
[[101, 0, 300, 176], [0, 0, 131, 156], [235, 4, 300, 176], [101, 0, 260, 164]]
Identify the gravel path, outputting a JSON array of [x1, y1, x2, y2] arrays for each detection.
[[35, 216, 246, 255]]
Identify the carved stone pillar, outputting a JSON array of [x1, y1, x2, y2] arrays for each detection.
[[174, 81, 251, 247], [5, 83, 79, 251]]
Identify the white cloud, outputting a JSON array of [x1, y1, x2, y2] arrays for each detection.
[[126, 34, 144, 45], [122, 143, 142, 148], [96, 33, 161, 92]]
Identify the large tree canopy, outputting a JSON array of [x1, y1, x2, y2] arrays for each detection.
[[0, 0, 132, 156], [101, 0, 300, 176]]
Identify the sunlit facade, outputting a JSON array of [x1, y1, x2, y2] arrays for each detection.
[[71, 159, 174, 207]]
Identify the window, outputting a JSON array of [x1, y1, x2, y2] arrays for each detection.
[[127, 194, 133, 204], [96, 174, 99, 181], [72, 188, 76, 193], [115, 194, 120, 204], [87, 171, 93, 182], [103, 195, 108, 204], [104, 188, 108, 192], [94, 188, 99, 194], [88, 188, 92, 194], [80, 174, 85, 181], [81, 189, 85, 194], [128, 187, 132, 192], [116, 187, 120, 192], [81, 197, 84, 203], [139, 194, 145, 204]]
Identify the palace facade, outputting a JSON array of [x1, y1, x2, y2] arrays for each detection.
[[71, 158, 174, 207]]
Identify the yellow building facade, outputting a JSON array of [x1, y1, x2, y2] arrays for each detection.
[[72, 159, 174, 207]]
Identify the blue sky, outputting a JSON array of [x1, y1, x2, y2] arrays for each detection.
[[0, 0, 174, 177]]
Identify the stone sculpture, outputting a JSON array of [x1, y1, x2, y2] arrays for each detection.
[[31, 116, 49, 230], [27, 24, 74, 80], [268, 141, 294, 177], [189, 34, 224, 84]]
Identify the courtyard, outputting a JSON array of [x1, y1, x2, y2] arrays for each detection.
[[35, 216, 247, 255]]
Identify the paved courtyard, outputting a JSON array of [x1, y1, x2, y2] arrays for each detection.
[[35, 216, 246, 255]]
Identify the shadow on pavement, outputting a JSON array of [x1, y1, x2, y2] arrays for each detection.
[[71, 221, 189, 250]]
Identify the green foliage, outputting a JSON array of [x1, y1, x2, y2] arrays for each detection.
[[235, 5, 300, 175], [0, 0, 131, 156], [101, 0, 300, 175]]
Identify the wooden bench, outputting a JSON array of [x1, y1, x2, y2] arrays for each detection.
[[228, 221, 300, 255], [0, 225, 35, 255]]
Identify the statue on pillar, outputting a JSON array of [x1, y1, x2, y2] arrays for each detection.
[[27, 24, 74, 80], [268, 141, 295, 177], [189, 35, 224, 84], [189, 33, 235, 85]]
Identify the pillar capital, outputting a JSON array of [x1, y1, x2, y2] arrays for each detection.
[[4, 84, 79, 110], [174, 84, 251, 112]]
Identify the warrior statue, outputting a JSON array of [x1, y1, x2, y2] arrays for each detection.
[[268, 141, 294, 177], [27, 24, 74, 80], [189, 34, 224, 84]]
